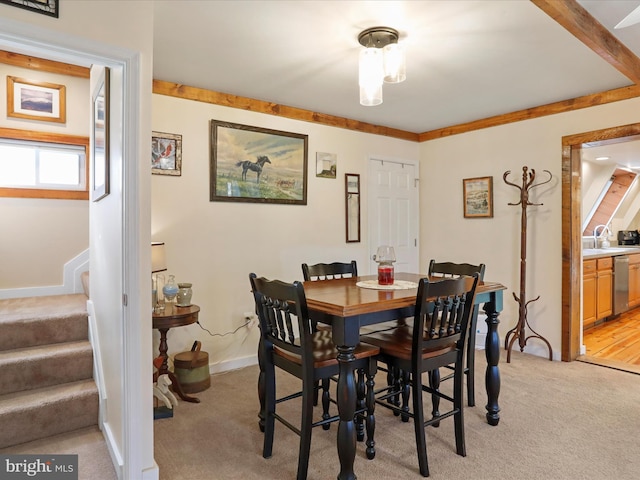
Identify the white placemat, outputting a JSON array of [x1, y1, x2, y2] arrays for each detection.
[[356, 280, 419, 290]]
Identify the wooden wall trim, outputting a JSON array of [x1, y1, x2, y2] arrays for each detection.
[[419, 85, 640, 141], [0, 50, 89, 78], [531, 0, 640, 84], [152, 80, 420, 142]]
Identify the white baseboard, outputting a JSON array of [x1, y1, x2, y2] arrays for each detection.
[[209, 354, 258, 375], [101, 421, 124, 480]]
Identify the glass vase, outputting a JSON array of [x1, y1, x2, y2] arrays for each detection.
[[163, 274, 179, 303]]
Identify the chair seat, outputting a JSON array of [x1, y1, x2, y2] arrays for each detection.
[[361, 326, 456, 361], [275, 329, 380, 368]]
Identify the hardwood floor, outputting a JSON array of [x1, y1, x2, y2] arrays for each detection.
[[580, 309, 640, 375]]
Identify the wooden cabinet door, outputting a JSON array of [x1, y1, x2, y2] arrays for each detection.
[[583, 260, 597, 329], [596, 267, 612, 320], [629, 255, 640, 308]]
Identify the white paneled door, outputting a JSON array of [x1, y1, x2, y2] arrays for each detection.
[[368, 157, 419, 275]]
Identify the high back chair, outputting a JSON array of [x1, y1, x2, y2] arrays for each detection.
[[301, 260, 358, 423], [361, 274, 479, 477], [428, 260, 486, 406], [249, 273, 379, 480], [301, 260, 358, 281]]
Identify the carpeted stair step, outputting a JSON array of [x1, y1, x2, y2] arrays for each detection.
[[0, 341, 93, 396], [0, 294, 88, 352], [0, 379, 98, 449]]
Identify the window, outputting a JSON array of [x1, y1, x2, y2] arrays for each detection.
[[0, 128, 89, 200]]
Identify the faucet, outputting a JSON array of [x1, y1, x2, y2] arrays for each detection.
[[593, 224, 611, 248]]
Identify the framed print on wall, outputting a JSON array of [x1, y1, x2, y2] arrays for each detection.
[[210, 119, 308, 205], [0, 0, 59, 17], [7, 76, 66, 123], [152, 132, 182, 176], [316, 152, 336, 178], [463, 176, 493, 218], [91, 67, 110, 202], [345, 173, 361, 243]]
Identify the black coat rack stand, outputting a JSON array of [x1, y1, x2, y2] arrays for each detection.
[[503, 166, 553, 363]]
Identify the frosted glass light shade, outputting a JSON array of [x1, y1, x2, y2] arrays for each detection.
[[359, 47, 384, 106], [383, 43, 406, 83]]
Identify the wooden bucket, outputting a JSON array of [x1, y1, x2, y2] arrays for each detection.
[[174, 341, 211, 393]]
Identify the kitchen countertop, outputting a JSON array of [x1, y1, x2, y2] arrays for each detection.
[[583, 246, 640, 260]]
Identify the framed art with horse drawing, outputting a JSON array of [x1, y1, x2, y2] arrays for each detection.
[[210, 120, 308, 205]]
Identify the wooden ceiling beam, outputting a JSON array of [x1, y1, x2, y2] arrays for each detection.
[[419, 84, 640, 141], [152, 80, 420, 142], [530, 0, 640, 84]]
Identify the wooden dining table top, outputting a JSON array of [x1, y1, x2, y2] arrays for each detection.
[[303, 272, 506, 318]]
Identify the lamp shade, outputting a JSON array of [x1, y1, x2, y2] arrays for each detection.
[[359, 47, 384, 106], [151, 242, 167, 273], [383, 43, 406, 83]]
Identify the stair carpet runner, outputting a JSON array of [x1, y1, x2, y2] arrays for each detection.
[[0, 294, 98, 449]]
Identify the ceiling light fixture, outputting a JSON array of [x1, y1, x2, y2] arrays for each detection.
[[595, 156, 610, 161], [358, 27, 406, 106]]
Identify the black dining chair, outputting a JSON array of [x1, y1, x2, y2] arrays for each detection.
[[301, 260, 358, 427], [361, 274, 479, 477], [249, 273, 379, 480], [301, 260, 358, 281], [427, 260, 486, 407]]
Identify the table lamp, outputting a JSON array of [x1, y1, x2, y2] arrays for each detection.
[[152, 242, 167, 311]]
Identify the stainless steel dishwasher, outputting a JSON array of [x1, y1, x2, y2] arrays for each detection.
[[613, 255, 629, 315]]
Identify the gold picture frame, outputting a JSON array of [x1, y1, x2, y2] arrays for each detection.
[[7, 76, 66, 124], [463, 176, 493, 218]]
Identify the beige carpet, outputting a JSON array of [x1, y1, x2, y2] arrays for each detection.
[[5, 350, 640, 479], [154, 350, 640, 479]]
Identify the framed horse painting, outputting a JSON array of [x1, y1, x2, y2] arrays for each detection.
[[210, 120, 308, 205]]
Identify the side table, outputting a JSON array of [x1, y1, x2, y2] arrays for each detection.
[[152, 303, 201, 403]]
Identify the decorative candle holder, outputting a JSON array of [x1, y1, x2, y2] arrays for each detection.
[[374, 245, 396, 285]]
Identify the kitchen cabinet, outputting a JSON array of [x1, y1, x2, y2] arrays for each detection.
[[629, 254, 640, 308], [583, 257, 613, 329]]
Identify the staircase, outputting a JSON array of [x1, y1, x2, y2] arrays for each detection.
[[0, 294, 98, 449]]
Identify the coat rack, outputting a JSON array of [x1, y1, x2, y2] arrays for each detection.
[[503, 166, 553, 362]]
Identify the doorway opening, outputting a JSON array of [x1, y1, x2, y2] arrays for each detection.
[[562, 122, 640, 373]]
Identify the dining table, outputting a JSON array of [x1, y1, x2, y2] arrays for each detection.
[[302, 272, 507, 480]]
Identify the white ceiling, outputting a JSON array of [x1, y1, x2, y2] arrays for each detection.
[[152, 0, 640, 135]]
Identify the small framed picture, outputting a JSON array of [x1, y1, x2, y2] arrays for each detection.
[[316, 152, 337, 178], [463, 176, 493, 218], [152, 132, 182, 176], [92, 67, 110, 202], [7, 76, 66, 123]]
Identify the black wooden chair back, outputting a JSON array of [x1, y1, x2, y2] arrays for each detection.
[[413, 275, 479, 361], [302, 261, 357, 281], [250, 274, 315, 370], [427, 259, 485, 407]]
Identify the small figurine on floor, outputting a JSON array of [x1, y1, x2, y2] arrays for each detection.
[[153, 374, 178, 409]]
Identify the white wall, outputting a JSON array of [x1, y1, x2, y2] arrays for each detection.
[[0, 63, 89, 288], [420, 97, 640, 360], [151, 94, 420, 371]]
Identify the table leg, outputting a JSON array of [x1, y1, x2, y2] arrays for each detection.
[[336, 344, 357, 480], [156, 328, 200, 404], [483, 299, 501, 426]]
